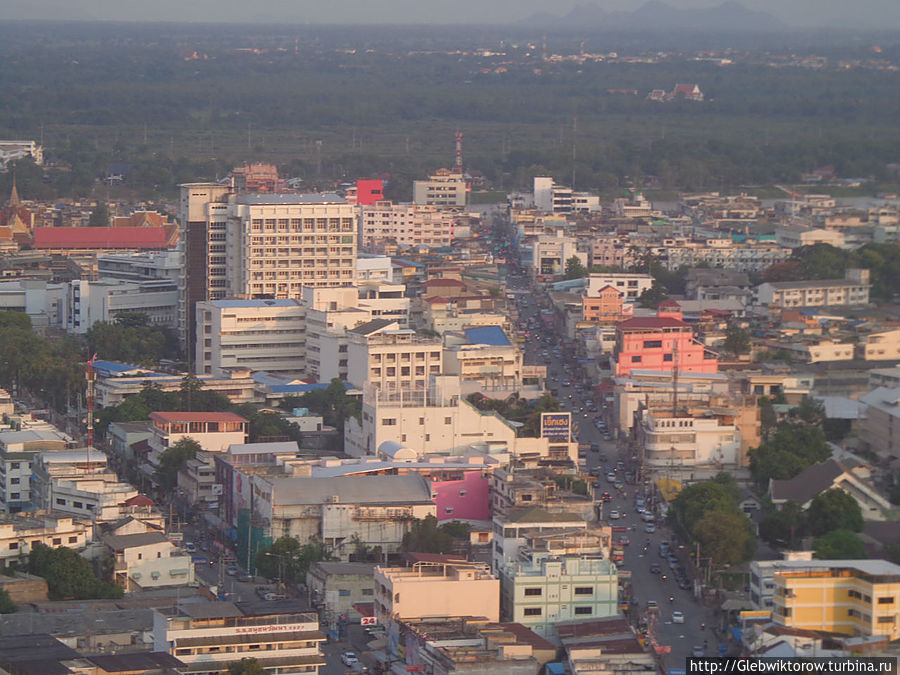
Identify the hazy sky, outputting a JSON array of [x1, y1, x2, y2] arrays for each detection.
[[2, 0, 899, 29]]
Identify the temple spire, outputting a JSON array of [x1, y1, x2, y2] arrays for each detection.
[[9, 174, 19, 207]]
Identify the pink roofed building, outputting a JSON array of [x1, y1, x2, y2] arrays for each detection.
[[613, 303, 718, 377]]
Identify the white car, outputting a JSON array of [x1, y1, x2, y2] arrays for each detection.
[[645, 523, 656, 533], [609, 509, 620, 519], [672, 610, 685, 624], [341, 653, 359, 666]]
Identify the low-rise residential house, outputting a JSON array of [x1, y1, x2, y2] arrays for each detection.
[[374, 561, 499, 623], [177, 454, 221, 512], [633, 406, 742, 470], [558, 617, 654, 675], [860, 329, 900, 361], [103, 531, 194, 591], [0, 428, 71, 513], [153, 601, 325, 674], [492, 507, 592, 574], [148, 411, 249, 454], [306, 561, 377, 618], [585, 273, 652, 304], [769, 458, 892, 520]]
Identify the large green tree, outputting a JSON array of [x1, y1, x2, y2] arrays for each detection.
[[253, 536, 333, 584], [722, 324, 751, 357], [759, 500, 806, 548], [749, 423, 830, 487], [693, 510, 757, 567], [86, 313, 180, 367], [401, 515, 469, 554], [564, 255, 588, 280], [806, 489, 863, 537], [155, 437, 202, 490], [27, 543, 122, 600], [813, 529, 867, 559]]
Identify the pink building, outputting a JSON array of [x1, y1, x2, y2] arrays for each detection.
[[614, 304, 718, 377], [432, 471, 491, 522]]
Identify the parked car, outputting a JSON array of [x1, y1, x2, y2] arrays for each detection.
[[672, 611, 685, 624], [341, 653, 359, 666]]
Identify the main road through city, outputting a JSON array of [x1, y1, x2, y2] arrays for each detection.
[[509, 268, 719, 670]]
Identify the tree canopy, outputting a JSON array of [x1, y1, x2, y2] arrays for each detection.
[[806, 489, 863, 537], [27, 543, 123, 600], [401, 515, 470, 554], [253, 536, 333, 584], [0, 587, 16, 614], [749, 422, 830, 488], [155, 437, 202, 490], [228, 658, 266, 675], [282, 379, 360, 435], [86, 313, 180, 367], [812, 529, 867, 560], [564, 256, 588, 280], [669, 473, 755, 567]]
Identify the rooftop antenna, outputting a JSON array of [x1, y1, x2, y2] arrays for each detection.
[[542, 34, 547, 62], [455, 131, 464, 173]]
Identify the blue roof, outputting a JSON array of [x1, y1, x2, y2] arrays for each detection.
[[464, 326, 511, 346], [211, 299, 299, 308], [546, 663, 566, 675], [92, 360, 139, 373]]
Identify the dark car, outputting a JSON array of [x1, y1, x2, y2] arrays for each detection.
[[650, 563, 661, 574]]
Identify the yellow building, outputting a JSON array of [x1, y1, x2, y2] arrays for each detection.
[[771, 560, 900, 641]]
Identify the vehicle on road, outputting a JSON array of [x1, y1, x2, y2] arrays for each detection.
[[226, 565, 239, 576], [645, 524, 656, 533], [649, 563, 660, 574], [609, 509, 620, 519], [184, 542, 197, 553], [692, 646, 705, 658], [646, 600, 659, 614], [673, 611, 685, 623], [238, 573, 253, 583], [341, 653, 359, 666], [264, 592, 287, 601]]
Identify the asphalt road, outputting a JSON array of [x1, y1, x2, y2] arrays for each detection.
[[510, 272, 721, 669]]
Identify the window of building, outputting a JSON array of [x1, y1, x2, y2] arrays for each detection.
[[459, 489, 467, 497], [10, 493, 19, 500], [73, 501, 83, 509], [52, 538, 61, 545], [445, 417, 452, 424], [445, 507, 454, 514], [10, 462, 19, 470], [631, 356, 642, 363], [877, 597, 895, 604], [339, 589, 351, 596], [663, 353, 673, 362], [574, 587, 593, 595], [523, 607, 542, 616], [849, 590, 862, 599], [8, 542, 17, 550], [877, 616, 895, 624], [382, 419, 397, 426], [56, 498, 66, 506], [643, 340, 663, 349], [419, 418, 425, 425], [574, 606, 592, 615], [524, 588, 542, 596]]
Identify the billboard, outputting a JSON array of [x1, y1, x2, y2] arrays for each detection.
[[541, 412, 572, 439]]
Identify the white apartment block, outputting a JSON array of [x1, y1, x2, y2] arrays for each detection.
[[0, 428, 71, 513], [357, 282, 410, 326], [148, 412, 248, 454], [491, 508, 591, 574], [776, 226, 846, 249], [500, 556, 618, 641], [48, 477, 139, 523], [862, 330, 900, 361], [585, 273, 653, 303], [0, 280, 67, 331], [635, 407, 741, 470], [230, 193, 357, 297], [97, 250, 183, 284], [196, 298, 306, 376], [756, 269, 870, 308], [0, 514, 88, 567], [356, 254, 394, 282], [153, 603, 325, 674], [0, 140, 43, 167], [360, 201, 456, 248], [30, 449, 109, 515], [344, 376, 577, 462], [533, 177, 601, 214], [65, 278, 179, 334], [647, 238, 791, 272], [413, 169, 467, 207], [443, 341, 524, 392], [531, 232, 584, 277], [95, 370, 258, 408], [346, 321, 443, 390]]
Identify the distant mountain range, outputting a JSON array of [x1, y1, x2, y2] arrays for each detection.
[[521, 0, 785, 32]]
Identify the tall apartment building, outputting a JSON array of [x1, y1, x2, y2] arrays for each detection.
[[196, 299, 306, 376], [360, 201, 456, 249], [533, 177, 600, 214], [413, 169, 467, 207], [614, 307, 719, 378], [346, 321, 443, 390], [178, 184, 357, 348]]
